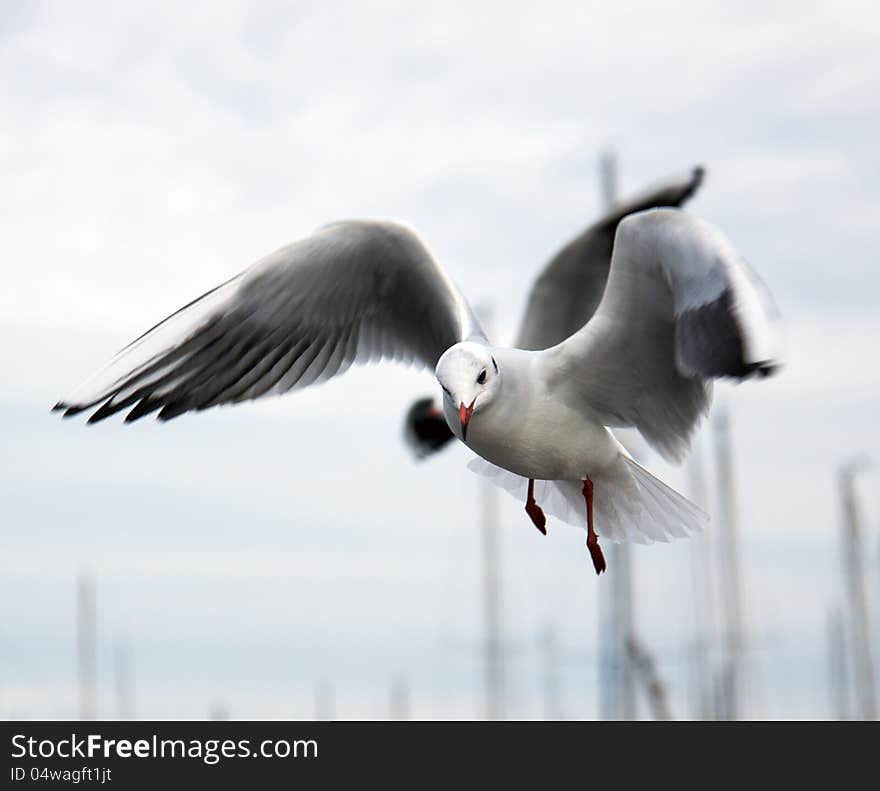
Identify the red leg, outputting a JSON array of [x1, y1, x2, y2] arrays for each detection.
[[525, 479, 547, 535], [583, 478, 606, 575]]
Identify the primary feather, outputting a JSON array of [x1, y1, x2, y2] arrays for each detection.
[[55, 220, 485, 424]]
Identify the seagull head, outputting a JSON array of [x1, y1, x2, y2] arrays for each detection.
[[435, 342, 500, 443]]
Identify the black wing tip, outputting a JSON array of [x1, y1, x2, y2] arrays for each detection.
[[678, 288, 783, 382], [600, 164, 707, 233], [55, 395, 198, 424], [86, 402, 119, 424], [686, 165, 706, 197], [54, 396, 176, 424], [682, 355, 781, 383], [403, 396, 455, 460], [54, 397, 129, 424], [124, 397, 163, 423], [157, 401, 190, 422], [55, 402, 90, 419], [742, 360, 780, 380], [666, 165, 705, 209]]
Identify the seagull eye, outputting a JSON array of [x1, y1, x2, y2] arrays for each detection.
[[477, 369, 487, 385], [441, 385, 452, 398]]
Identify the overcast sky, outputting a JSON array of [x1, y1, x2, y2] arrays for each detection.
[[2, 0, 879, 719]]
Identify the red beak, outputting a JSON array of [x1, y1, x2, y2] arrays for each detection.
[[458, 399, 476, 442]]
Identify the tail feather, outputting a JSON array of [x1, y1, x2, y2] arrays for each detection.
[[467, 455, 708, 545]]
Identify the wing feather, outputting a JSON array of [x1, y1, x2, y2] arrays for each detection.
[[549, 208, 782, 461], [56, 220, 485, 423], [517, 166, 704, 350]]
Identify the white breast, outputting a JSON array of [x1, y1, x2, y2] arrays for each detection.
[[444, 348, 622, 482]]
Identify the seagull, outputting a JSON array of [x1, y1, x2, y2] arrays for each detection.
[[55, 203, 782, 574], [405, 166, 705, 459]]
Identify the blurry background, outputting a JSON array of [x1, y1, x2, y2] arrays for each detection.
[[2, 0, 878, 720]]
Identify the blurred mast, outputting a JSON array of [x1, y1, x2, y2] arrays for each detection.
[[713, 408, 745, 720], [113, 639, 134, 720], [597, 149, 636, 721], [626, 637, 672, 720], [827, 607, 850, 720], [838, 459, 876, 720], [77, 571, 97, 721], [540, 624, 563, 720], [481, 479, 504, 719], [389, 676, 410, 721], [479, 307, 505, 720], [686, 436, 716, 720], [315, 681, 335, 721], [208, 703, 229, 721], [480, 481, 504, 720]]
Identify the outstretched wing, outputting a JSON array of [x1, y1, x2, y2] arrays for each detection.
[[516, 166, 704, 350], [55, 220, 485, 423], [548, 208, 782, 461]]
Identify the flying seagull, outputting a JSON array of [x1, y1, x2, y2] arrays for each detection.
[[55, 204, 782, 574], [405, 166, 705, 459]]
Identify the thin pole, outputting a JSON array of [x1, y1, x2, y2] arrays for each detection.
[[208, 703, 229, 721], [626, 637, 672, 720], [481, 466, 504, 720], [838, 460, 877, 720], [113, 640, 133, 721], [597, 148, 636, 721], [686, 437, 716, 720], [478, 306, 504, 721], [827, 607, 850, 720], [390, 677, 410, 721], [77, 572, 97, 721], [315, 682, 335, 721], [713, 408, 745, 720], [540, 625, 563, 720], [598, 149, 619, 215], [615, 543, 636, 720]]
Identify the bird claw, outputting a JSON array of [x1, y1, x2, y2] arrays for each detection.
[[587, 535, 606, 575], [525, 502, 547, 535]]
